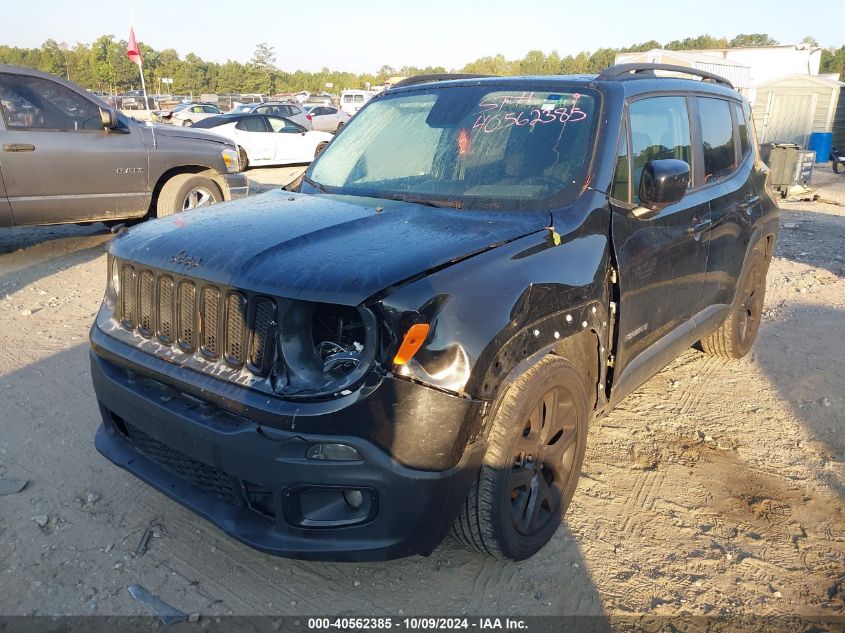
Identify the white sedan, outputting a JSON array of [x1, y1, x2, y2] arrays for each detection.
[[194, 113, 333, 167]]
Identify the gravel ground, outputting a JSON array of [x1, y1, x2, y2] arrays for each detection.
[[0, 165, 843, 626]]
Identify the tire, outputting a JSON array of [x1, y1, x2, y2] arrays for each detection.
[[156, 173, 222, 218], [314, 142, 328, 159], [335, 122, 344, 133], [182, 119, 193, 127], [834, 159, 843, 175], [453, 355, 589, 560], [239, 147, 250, 170], [700, 240, 768, 358]]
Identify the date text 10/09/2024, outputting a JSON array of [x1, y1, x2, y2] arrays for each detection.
[[307, 618, 529, 631]]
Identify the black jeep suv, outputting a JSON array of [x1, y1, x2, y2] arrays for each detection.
[[90, 64, 779, 561]]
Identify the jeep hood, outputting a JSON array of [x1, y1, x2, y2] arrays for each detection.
[[109, 189, 548, 305]]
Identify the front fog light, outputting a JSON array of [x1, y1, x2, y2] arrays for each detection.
[[343, 489, 364, 509], [307, 443, 361, 461]]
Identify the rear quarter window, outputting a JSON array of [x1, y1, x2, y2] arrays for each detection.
[[696, 97, 736, 182]]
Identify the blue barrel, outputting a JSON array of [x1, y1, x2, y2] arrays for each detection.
[[807, 132, 833, 163]]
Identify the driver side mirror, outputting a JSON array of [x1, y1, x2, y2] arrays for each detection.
[[637, 159, 690, 214], [100, 107, 119, 131]]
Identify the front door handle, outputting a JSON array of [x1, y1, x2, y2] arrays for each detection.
[[686, 219, 713, 238], [739, 195, 760, 211], [3, 143, 36, 152]]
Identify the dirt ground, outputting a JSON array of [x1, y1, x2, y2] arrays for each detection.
[[0, 166, 843, 624]]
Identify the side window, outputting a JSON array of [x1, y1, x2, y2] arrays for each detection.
[[325, 107, 337, 115], [255, 106, 269, 114], [0, 73, 102, 131], [203, 105, 219, 113], [268, 116, 304, 134], [734, 102, 750, 157], [629, 96, 692, 203], [611, 120, 629, 202], [697, 97, 736, 182], [235, 116, 267, 132], [191, 106, 203, 113], [311, 107, 325, 116]]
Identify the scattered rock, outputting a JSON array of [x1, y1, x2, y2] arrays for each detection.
[[353, 580, 361, 587], [821, 397, 831, 407], [290, 600, 297, 607], [783, 222, 799, 229], [84, 491, 100, 506], [19, 309, 32, 316], [33, 515, 49, 528], [188, 613, 200, 623], [773, 590, 782, 598], [114, 562, 124, 571]]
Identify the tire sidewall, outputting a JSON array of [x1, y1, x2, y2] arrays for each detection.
[[485, 358, 589, 560], [729, 243, 767, 356], [157, 175, 221, 218]]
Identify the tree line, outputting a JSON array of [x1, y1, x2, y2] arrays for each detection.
[[1, 33, 843, 96]]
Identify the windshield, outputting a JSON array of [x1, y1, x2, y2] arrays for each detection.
[[308, 85, 598, 211]]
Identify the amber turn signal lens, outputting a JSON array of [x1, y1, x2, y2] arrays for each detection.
[[393, 323, 430, 365]]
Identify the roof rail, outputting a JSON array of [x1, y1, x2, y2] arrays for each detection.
[[597, 63, 734, 89], [389, 73, 493, 89]]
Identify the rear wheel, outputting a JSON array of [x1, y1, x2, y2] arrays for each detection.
[[335, 122, 344, 133], [156, 173, 222, 218], [182, 119, 193, 127], [315, 142, 329, 159], [453, 355, 588, 560], [700, 240, 768, 358]]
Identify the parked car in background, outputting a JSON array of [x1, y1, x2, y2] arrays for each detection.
[[193, 113, 332, 167], [339, 89, 375, 114], [0, 65, 247, 227], [304, 104, 351, 133], [149, 101, 192, 123], [169, 103, 224, 127], [227, 101, 313, 130]]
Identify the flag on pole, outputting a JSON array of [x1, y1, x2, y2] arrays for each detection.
[[126, 26, 148, 108], [126, 28, 142, 66]]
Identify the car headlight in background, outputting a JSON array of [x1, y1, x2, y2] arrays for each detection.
[[221, 147, 242, 173]]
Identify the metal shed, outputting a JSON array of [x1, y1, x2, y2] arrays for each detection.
[[750, 74, 844, 147]]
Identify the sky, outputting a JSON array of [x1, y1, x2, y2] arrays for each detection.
[[0, 0, 841, 74]]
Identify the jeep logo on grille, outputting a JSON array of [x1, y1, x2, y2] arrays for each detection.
[[170, 251, 203, 269]]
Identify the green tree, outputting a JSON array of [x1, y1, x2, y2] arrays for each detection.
[[729, 33, 779, 47]]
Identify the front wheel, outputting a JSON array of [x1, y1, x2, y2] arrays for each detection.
[[453, 355, 588, 560], [700, 240, 768, 358], [156, 173, 222, 218]]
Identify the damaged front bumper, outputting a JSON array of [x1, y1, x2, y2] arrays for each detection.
[[90, 326, 485, 561]]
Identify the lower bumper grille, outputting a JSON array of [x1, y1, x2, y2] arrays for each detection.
[[124, 422, 242, 507]]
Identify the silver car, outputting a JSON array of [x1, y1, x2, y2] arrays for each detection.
[[303, 105, 351, 133], [228, 101, 313, 130], [0, 65, 248, 227]]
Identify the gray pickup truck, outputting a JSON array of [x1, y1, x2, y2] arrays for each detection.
[[0, 65, 248, 227]]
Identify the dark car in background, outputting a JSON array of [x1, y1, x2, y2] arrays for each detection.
[[0, 65, 248, 227], [90, 65, 779, 561]]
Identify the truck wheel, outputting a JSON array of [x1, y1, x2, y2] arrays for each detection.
[[453, 355, 588, 560], [700, 240, 768, 358], [156, 173, 222, 217]]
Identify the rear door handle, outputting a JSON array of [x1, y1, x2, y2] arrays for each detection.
[[739, 195, 760, 210], [3, 143, 35, 152]]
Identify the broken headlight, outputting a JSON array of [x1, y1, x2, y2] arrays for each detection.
[[271, 302, 378, 399]]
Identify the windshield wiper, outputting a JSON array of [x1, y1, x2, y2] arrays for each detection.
[[377, 192, 463, 209], [302, 175, 327, 192]]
